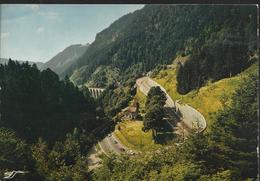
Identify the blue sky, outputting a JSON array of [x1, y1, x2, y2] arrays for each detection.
[[0, 4, 144, 62]]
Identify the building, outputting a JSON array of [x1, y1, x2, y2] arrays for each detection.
[[121, 99, 139, 120], [123, 106, 138, 119]]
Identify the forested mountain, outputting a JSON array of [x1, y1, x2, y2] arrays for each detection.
[[40, 44, 89, 78], [66, 5, 257, 92], [0, 4, 258, 180], [0, 58, 44, 69]]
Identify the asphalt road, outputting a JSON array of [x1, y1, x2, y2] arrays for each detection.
[[136, 77, 175, 107], [98, 133, 127, 155], [87, 133, 128, 170], [136, 76, 194, 137], [87, 146, 102, 171], [87, 76, 206, 170], [138, 77, 206, 132]]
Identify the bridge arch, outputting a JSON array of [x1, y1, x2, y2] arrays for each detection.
[[88, 87, 105, 98]]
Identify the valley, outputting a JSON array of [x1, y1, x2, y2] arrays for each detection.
[[86, 62, 258, 172], [0, 4, 258, 181]]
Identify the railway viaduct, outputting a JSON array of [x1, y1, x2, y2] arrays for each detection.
[[88, 87, 105, 98]]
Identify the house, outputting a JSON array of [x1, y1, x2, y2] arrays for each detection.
[[124, 106, 138, 119], [122, 99, 139, 120]]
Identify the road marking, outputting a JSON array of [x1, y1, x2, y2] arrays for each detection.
[[98, 141, 109, 156]]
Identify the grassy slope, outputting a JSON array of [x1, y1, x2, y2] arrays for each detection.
[[114, 120, 156, 151], [115, 88, 177, 150], [153, 63, 258, 127], [114, 63, 257, 149]]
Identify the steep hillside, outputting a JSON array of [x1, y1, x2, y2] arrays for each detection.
[[41, 44, 89, 78], [68, 5, 256, 89], [152, 62, 258, 127]]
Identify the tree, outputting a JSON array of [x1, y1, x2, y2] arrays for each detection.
[[0, 59, 108, 144], [0, 128, 34, 174], [199, 170, 233, 181], [143, 86, 167, 138], [32, 130, 90, 180], [181, 73, 258, 179], [143, 104, 164, 137], [146, 86, 167, 107], [208, 73, 257, 179]]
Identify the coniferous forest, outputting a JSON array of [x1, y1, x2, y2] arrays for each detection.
[[0, 4, 258, 181], [69, 5, 257, 116], [0, 60, 112, 179]]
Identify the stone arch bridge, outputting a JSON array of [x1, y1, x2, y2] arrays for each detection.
[[88, 87, 105, 98]]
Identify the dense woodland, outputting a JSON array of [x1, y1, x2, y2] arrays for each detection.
[[94, 73, 258, 180], [0, 61, 258, 180], [67, 5, 257, 115], [68, 5, 257, 87], [0, 60, 111, 179], [0, 4, 258, 181]]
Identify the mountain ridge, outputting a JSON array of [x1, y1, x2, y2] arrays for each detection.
[[40, 44, 89, 78], [66, 5, 257, 89], [0, 58, 44, 69]]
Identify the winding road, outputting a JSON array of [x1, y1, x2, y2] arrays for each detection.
[[98, 133, 127, 155], [87, 133, 127, 170], [136, 76, 206, 135], [87, 76, 207, 170]]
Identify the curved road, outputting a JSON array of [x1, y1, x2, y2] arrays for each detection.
[[87, 133, 127, 170], [88, 76, 207, 169], [136, 76, 206, 135], [98, 133, 127, 155]]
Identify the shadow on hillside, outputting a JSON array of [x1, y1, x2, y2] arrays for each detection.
[[156, 132, 176, 144], [154, 107, 181, 144], [155, 121, 177, 144]]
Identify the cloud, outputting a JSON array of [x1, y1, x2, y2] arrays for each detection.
[[38, 11, 60, 20], [36, 27, 45, 33], [27, 4, 39, 11], [1, 32, 10, 39]]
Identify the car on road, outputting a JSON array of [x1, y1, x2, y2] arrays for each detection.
[[127, 150, 135, 155], [130, 151, 135, 155]]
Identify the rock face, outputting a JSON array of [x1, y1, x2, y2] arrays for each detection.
[[41, 44, 89, 78]]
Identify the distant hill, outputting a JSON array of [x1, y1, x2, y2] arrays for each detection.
[[1, 44, 89, 78], [41, 44, 89, 78], [0, 58, 44, 69]]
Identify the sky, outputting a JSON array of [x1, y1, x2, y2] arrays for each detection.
[[0, 4, 144, 62]]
